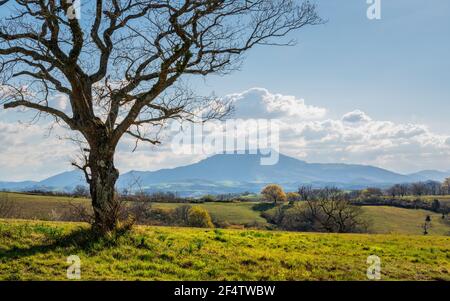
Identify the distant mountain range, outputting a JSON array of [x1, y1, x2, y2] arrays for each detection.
[[1, 152, 449, 197]]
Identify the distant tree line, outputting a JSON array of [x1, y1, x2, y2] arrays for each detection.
[[384, 179, 450, 197], [347, 179, 450, 216]]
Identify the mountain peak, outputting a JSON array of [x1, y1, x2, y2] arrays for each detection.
[[2, 152, 448, 197]]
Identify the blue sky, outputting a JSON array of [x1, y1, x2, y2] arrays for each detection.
[[192, 0, 450, 132], [1, 0, 450, 181]]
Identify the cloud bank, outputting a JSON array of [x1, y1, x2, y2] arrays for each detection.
[[1, 88, 449, 181]]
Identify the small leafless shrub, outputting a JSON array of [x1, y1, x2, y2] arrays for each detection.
[[123, 201, 153, 224], [173, 205, 192, 225], [72, 185, 90, 198], [144, 208, 175, 226], [62, 202, 94, 223]]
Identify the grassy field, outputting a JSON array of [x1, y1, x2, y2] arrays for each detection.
[[0, 192, 87, 220], [0, 219, 449, 281], [153, 202, 266, 225], [363, 206, 449, 236], [0, 192, 265, 225], [1, 192, 450, 235]]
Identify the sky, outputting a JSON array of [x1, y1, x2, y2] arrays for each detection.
[[1, 0, 450, 181]]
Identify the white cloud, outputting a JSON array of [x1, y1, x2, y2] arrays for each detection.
[[279, 111, 450, 172], [0, 121, 77, 181], [1, 88, 450, 180], [342, 110, 371, 124], [50, 94, 70, 112], [228, 88, 326, 120]]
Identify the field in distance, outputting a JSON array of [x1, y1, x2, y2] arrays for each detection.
[[2, 192, 449, 236]]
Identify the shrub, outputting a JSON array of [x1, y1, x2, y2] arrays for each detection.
[[173, 205, 192, 225], [278, 205, 313, 231], [63, 202, 93, 223], [201, 194, 216, 202], [431, 199, 441, 212], [286, 192, 301, 203], [126, 201, 153, 224], [187, 206, 214, 228]]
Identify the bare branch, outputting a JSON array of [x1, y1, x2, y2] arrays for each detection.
[[3, 100, 75, 129]]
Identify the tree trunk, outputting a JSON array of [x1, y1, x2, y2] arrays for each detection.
[[88, 144, 120, 234]]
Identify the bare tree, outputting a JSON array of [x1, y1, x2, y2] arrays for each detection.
[[304, 187, 367, 233], [411, 182, 427, 197], [424, 181, 441, 196], [387, 183, 410, 198], [386, 185, 399, 198], [398, 184, 409, 197], [298, 185, 314, 201], [0, 0, 321, 233], [72, 185, 90, 197]]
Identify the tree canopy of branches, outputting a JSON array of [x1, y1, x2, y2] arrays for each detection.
[[303, 187, 367, 233], [298, 184, 314, 201], [0, 0, 322, 233]]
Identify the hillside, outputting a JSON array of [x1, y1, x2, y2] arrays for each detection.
[[2, 152, 449, 196], [0, 219, 449, 280], [2, 192, 449, 235], [362, 206, 450, 235]]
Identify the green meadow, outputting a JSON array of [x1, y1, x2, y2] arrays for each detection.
[[1, 193, 449, 280], [0, 219, 449, 281]]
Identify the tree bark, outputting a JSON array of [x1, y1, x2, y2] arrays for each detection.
[[88, 142, 120, 234]]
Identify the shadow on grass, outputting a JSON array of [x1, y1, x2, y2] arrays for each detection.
[[0, 227, 131, 263], [252, 202, 275, 212]]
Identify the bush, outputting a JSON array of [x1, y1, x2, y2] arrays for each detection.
[[286, 192, 301, 203], [187, 206, 214, 228], [145, 208, 174, 225], [173, 205, 192, 225], [126, 201, 153, 224], [278, 205, 313, 231], [260, 204, 288, 224], [201, 194, 216, 202]]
